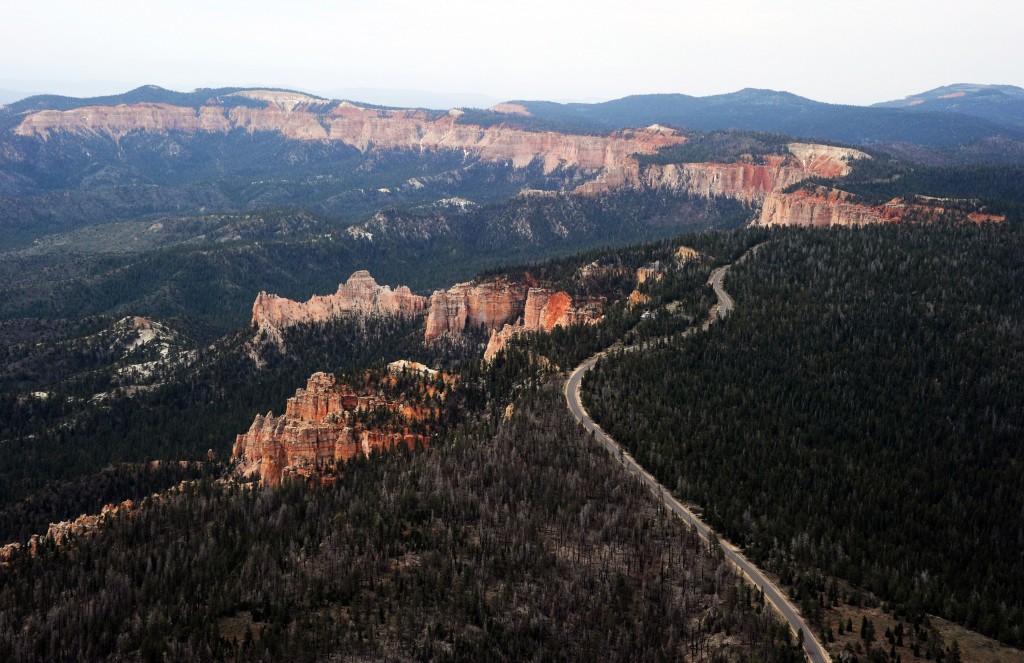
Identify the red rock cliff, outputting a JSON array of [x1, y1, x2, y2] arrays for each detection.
[[758, 188, 1007, 227], [15, 95, 686, 176], [17, 96, 885, 209], [576, 143, 867, 200], [423, 279, 530, 342], [1, 499, 137, 563], [253, 270, 427, 334], [231, 371, 435, 485], [483, 288, 603, 360], [758, 188, 889, 227]]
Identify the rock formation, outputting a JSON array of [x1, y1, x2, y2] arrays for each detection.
[[626, 291, 650, 309], [758, 188, 889, 226], [15, 95, 892, 215], [46, 500, 135, 546], [489, 102, 532, 116], [0, 499, 136, 564], [20, 93, 977, 229], [576, 142, 867, 200], [387, 359, 438, 377], [757, 188, 1007, 227], [675, 245, 702, 263], [483, 288, 603, 360], [15, 95, 686, 176], [231, 371, 436, 486], [252, 270, 427, 335], [624, 245, 706, 312], [424, 279, 530, 342], [15, 103, 234, 140]]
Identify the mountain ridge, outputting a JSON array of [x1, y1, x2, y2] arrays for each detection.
[[499, 88, 1024, 148], [874, 83, 1024, 128], [5, 83, 1023, 146]]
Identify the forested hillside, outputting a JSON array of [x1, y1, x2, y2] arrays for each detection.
[[0, 383, 804, 662], [0, 190, 748, 338], [583, 222, 1024, 646], [0, 229, 744, 544], [3, 212, 1022, 659], [0, 313, 442, 538]]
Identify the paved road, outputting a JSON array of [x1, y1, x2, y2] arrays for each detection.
[[563, 255, 830, 663], [708, 264, 735, 318]]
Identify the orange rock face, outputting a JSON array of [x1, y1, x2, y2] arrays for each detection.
[[675, 245, 701, 263], [758, 188, 1007, 227], [327, 109, 686, 174], [489, 102, 532, 116], [522, 288, 600, 330], [642, 157, 798, 201], [483, 288, 603, 361], [231, 372, 434, 486], [15, 97, 686, 176], [1, 499, 136, 563], [424, 279, 530, 342], [252, 270, 427, 334], [23, 97, 948, 229], [759, 188, 888, 227], [16, 98, 882, 211], [46, 500, 135, 546], [14, 103, 232, 140], [635, 267, 662, 285], [576, 142, 866, 201], [228, 104, 330, 140], [626, 290, 650, 309]]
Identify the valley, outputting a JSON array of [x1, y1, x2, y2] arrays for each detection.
[[0, 82, 1022, 661]]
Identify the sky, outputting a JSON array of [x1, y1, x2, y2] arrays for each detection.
[[2, 0, 1022, 108]]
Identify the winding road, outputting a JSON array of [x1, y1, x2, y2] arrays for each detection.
[[564, 251, 830, 663]]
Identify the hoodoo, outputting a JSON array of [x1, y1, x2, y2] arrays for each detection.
[[252, 270, 427, 334], [484, 289, 603, 360], [231, 371, 442, 486]]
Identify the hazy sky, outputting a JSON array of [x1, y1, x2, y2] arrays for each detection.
[[2, 0, 1021, 106]]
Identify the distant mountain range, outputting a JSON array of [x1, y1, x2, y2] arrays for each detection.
[[874, 83, 1024, 129], [1, 83, 1021, 257], [503, 87, 1024, 149], [5, 83, 1023, 145]]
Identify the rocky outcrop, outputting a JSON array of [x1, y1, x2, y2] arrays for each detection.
[[758, 188, 888, 227], [387, 359, 438, 377], [576, 142, 867, 200], [483, 288, 603, 360], [626, 291, 650, 309], [15, 96, 686, 176], [1, 499, 136, 564], [489, 102, 532, 116], [757, 188, 1007, 227], [643, 157, 799, 201], [15, 103, 233, 140], [635, 245, 703, 285], [635, 266, 662, 285], [16, 96, 884, 210], [675, 245, 701, 263], [425, 278, 605, 353], [424, 279, 530, 342], [228, 104, 330, 140], [46, 500, 135, 546], [621, 244, 709, 312], [231, 372, 436, 485], [786, 143, 865, 178], [252, 270, 427, 335], [324, 108, 686, 173]]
